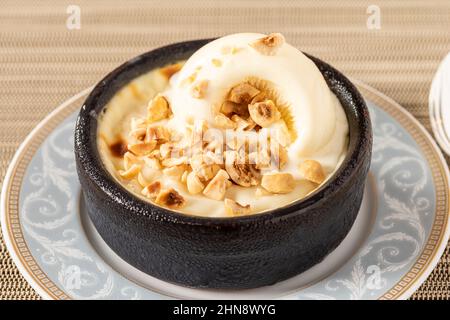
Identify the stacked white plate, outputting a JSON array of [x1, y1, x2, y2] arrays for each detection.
[[430, 52, 450, 155]]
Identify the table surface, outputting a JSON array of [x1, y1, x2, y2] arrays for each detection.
[[1, 0, 449, 300]]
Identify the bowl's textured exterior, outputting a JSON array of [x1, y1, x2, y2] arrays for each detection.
[[74, 40, 372, 289]]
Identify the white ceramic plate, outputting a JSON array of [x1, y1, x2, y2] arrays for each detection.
[[1, 81, 449, 300]]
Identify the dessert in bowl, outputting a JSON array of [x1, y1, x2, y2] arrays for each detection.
[[75, 33, 372, 289]]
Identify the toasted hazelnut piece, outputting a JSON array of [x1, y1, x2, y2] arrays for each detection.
[[220, 101, 249, 118], [149, 149, 161, 160], [141, 180, 162, 199], [251, 91, 267, 104], [145, 126, 170, 144], [181, 170, 189, 183], [119, 164, 141, 179], [129, 127, 147, 140], [159, 62, 183, 80], [137, 172, 150, 187], [299, 160, 326, 184], [244, 117, 258, 131], [123, 151, 141, 170], [189, 154, 204, 171], [140, 164, 161, 184], [162, 156, 188, 167], [214, 113, 237, 129], [155, 188, 185, 209], [203, 151, 224, 166], [127, 141, 157, 156], [230, 115, 254, 131], [147, 94, 171, 123], [255, 187, 272, 197], [197, 164, 221, 182], [191, 80, 209, 99], [250, 33, 285, 56], [228, 83, 260, 104], [203, 169, 230, 201], [225, 151, 260, 187], [143, 156, 161, 169], [159, 143, 182, 159], [248, 100, 281, 127], [181, 72, 198, 86], [204, 139, 223, 153], [261, 172, 295, 194], [224, 198, 251, 216], [211, 58, 222, 67], [163, 164, 187, 179], [187, 172, 205, 194]]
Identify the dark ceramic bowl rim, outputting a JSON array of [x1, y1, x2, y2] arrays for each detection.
[[76, 39, 370, 227]]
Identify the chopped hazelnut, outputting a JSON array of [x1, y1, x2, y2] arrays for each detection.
[[225, 151, 260, 187], [214, 113, 237, 129], [186, 172, 205, 194], [159, 62, 183, 80], [141, 180, 162, 199], [145, 126, 170, 144], [299, 160, 326, 184], [203, 169, 230, 201], [255, 187, 272, 197], [127, 141, 157, 156], [211, 58, 222, 67], [119, 164, 141, 179], [147, 94, 171, 123], [220, 101, 249, 118], [163, 164, 187, 179], [123, 151, 141, 170], [162, 156, 188, 167], [191, 80, 209, 99], [248, 100, 281, 127], [224, 198, 251, 216], [261, 172, 295, 194], [155, 188, 186, 209], [250, 33, 285, 56], [228, 83, 260, 104]]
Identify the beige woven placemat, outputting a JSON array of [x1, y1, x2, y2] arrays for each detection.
[[1, 0, 449, 300]]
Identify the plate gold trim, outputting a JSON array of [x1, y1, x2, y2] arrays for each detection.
[[1, 83, 449, 300]]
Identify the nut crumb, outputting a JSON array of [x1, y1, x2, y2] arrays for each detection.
[[250, 33, 285, 56], [187, 172, 205, 194], [142, 181, 162, 198], [211, 58, 222, 67], [203, 169, 230, 201], [248, 100, 281, 127], [261, 172, 295, 194], [155, 188, 185, 209], [147, 94, 171, 123], [127, 141, 157, 156], [228, 83, 260, 104], [299, 160, 326, 184], [159, 62, 183, 80], [214, 113, 237, 129], [191, 80, 209, 99], [119, 164, 141, 179], [224, 198, 251, 216]]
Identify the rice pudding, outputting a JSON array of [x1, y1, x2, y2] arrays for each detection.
[[97, 33, 349, 217]]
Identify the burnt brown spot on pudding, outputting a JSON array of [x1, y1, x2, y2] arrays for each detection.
[[109, 140, 128, 157]]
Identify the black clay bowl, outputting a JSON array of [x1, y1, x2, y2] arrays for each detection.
[[75, 39, 372, 289]]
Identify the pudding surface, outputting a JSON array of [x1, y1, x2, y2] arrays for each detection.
[[97, 33, 349, 217]]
